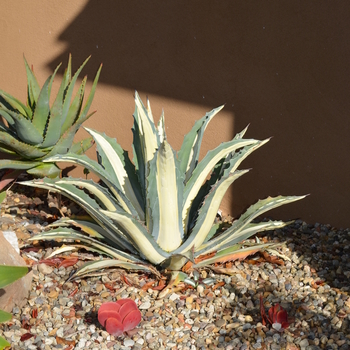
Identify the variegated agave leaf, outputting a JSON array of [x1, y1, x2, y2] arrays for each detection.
[[0, 55, 101, 187], [21, 92, 305, 280]]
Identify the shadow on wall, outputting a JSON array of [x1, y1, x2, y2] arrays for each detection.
[[47, 1, 350, 226]]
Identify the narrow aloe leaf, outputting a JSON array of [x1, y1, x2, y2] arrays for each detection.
[[26, 163, 61, 178], [0, 309, 12, 324], [85, 128, 144, 219], [60, 76, 86, 135], [60, 56, 91, 130], [0, 90, 30, 117], [0, 335, 11, 349], [41, 64, 74, 148], [0, 109, 43, 145], [68, 259, 157, 281], [178, 105, 224, 182], [194, 243, 274, 267], [69, 136, 94, 155], [75, 63, 102, 125], [199, 196, 306, 254], [21, 178, 137, 253], [0, 191, 6, 204], [101, 210, 169, 265], [23, 56, 41, 109], [44, 122, 81, 157], [182, 138, 259, 227], [0, 109, 15, 127], [49, 57, 72, 130], [47, 62, 62, 98], [147, 140, 184, 251], [0, 265, 28, 289], [176, 170, 249, 255], [0, 159, 41, 170], [31, 76, 51, 135], [43, 153, 139, 217], [45, 107, 95, 158], [0, 131, 47, 158], [30, 229, 141, 262]]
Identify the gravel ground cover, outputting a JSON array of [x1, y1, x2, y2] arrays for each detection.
[[0, 186, 350, 350]]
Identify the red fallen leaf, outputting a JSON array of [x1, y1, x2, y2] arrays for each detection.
[[212, 281, 225, 291], [98, 299, 141, 337], [141, 280, 156, 291], [69, 288, 78, 297], [56, 336, 76, 346], [152, 279, 166, 291], [121, 274, 134, 286], [260, 295, 269, 326], [261, 251, 285, 266], [104, 283, 115, 291], [32, 308, 38, 318], [58, 257, 78, 268], [20, 333, 35, 341], [38, 258, 63, 267]]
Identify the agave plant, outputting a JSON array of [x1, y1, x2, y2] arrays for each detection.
[[21, 92, 305, 283], [0, 55, 102, 189]]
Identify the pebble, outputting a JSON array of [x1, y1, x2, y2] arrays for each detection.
[[1, 190, 350, 349]]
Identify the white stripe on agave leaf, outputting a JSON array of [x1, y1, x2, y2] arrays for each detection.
[[196, 220, 290, 256], [43, 153, 139, 217], [147, 141, 185, 252], [22, 178, 137, 253], [178, 105, 224, 179], [48, 219, 105, 239], [101, 210, 168, 265], [57, 178, 117, 211], [30, 229, 142, 262], [182, 138, 259, 228], [157, 111, 166, 143], [198, 195, 306, 253], [175, 170, 248, 255], [233, 125, 250, 140], [46, 245, 78, 258], [194, 243, 274, 267], [84, 128, 144, 219], [134, 92, 158, 163], [222, 139, 270, 178], [69, 259, 158, 281]]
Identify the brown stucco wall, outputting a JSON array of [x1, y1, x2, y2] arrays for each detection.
[[1, 1, 349, 227]]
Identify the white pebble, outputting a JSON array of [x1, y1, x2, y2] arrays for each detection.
[[139, 301, 151, 309], [124, 339, 135, 347]]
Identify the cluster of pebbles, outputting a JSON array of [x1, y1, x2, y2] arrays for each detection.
[[0, 187, 350, 350]]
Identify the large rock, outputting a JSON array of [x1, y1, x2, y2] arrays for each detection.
[[0, 230, 33, 312]]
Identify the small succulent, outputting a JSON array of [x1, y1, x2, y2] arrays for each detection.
[[98, 299, 141, 337], [22, 92, 305, 284], [260, 295, 289, 331], [0, 265, 29, 349], [0, 55, 102, 189]]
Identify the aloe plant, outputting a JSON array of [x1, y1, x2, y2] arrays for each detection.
[[21, 92, 305, 281], [0, 265, 29, 349], [0, 55, 102, 189]]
